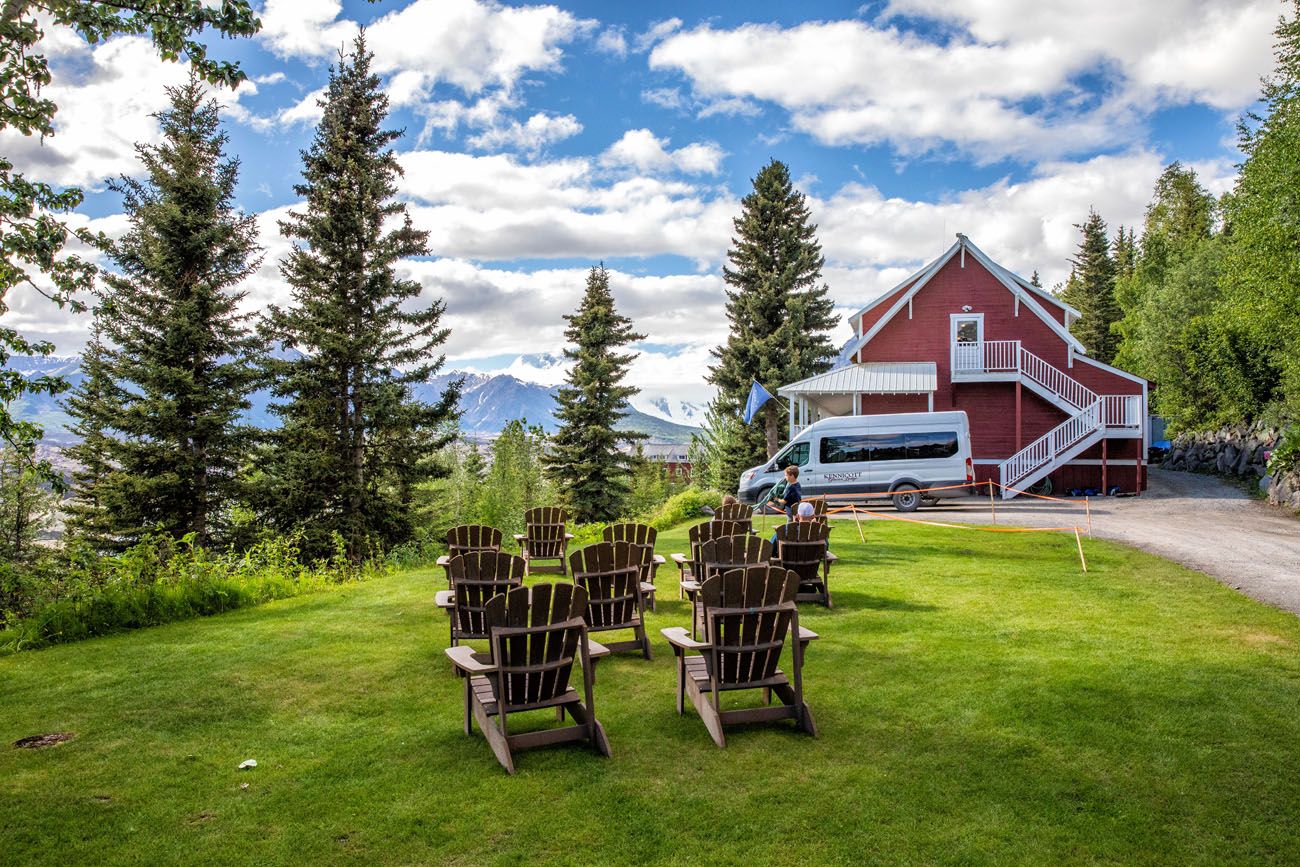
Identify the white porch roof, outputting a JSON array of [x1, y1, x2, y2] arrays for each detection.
[[778, 362, 937, 397]]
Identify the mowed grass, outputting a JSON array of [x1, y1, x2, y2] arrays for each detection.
[[4, 519, 1300, 865]]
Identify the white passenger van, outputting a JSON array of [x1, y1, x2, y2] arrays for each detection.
[[737, 411, 974, 512]]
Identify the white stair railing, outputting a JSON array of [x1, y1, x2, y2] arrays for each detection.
[[999, 399, 1103, 491], [1018, 346, 1096, 411]]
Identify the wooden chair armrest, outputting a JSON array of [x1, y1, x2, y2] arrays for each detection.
[[640, 581, 656, 595], [445, 645, 496, 673], [793, 626, 820, 642], [825, 552, 839, 563], [586, 637, 612, 660], [434, 590, 455, 609], [652, 554, 666, 564], [512, 534, 525, 542], [436, 555, 451, 567], [680, 580, 701, 594], [564, 533, 575, 540], [670, 553, 688, 565], [661, 627, 709, 651]]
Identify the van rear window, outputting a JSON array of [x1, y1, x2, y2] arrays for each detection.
[[819, 431, 959, 463]]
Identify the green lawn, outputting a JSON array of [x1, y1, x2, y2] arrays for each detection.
[[3, 520, 1300, 865]]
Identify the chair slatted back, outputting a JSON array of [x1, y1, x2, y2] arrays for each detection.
[[698, 535, 773, 583], [603, 523, 657, 581], [446, 524, 503, 557], [569, 542, 643, 630], [688, 520, 746, 566], [715, 503, 754, 533], [700, 566, 798, 686], [773, 522, 831, 585], [484, 583, 588, 711], [523, 507, 569, 559], [808, 497, 829, 527], [603, 522, 656, 547], [448, 552, 527, 639]]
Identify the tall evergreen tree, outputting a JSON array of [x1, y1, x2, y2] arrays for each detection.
[[544, 265, 645, 522], [1061, 209, 1120, 363], [60, 317, 121, 548], [262, 33, 459, 559], [0, 1, 259, 484], [1224, 0, 1300, 418], [709, 159, 838, 468], [65, 75, 265, 548]]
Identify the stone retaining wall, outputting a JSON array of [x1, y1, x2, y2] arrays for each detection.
[[1163, 421, 1300, 512]]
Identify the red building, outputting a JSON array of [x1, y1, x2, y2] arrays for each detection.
[[778, 235, 1149, 498]]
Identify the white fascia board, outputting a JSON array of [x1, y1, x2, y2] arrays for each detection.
[[1074, 352, 1149, 386], [847, 266, 931, 325], [846, 240, 962, 360], [959, 237, 1087, 354], [1004, 267, 1083, 319]]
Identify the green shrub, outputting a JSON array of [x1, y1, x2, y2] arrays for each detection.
[[646, 487, 724, 531], [0, 531, 385, 653], [1267, 427, 1300, 476]]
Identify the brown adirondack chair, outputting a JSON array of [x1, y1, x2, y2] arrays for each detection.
[[806, 497, 832, 530], [435, 552, 528, 646], [603, 522, 663, 610], [662, 565, 819, 748], [715, 502, 754, 534], [569, 541, 652, 659], [772, 522, 837, 607], [684, 534, 773, 639], [446, 583, 612, 774], [670, 519, 746, 600], [513, 507, 573, 575], [437, 525, 505, 585]]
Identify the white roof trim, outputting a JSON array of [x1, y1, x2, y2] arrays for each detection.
[[1074, 352, 1149, 386], [847, 234, 1085, 361]]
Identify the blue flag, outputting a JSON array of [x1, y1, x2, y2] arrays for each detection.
[[742, 380, 776, 424]]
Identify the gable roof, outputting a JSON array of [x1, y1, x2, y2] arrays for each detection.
[[848, 235, 1080, 325], [845, 234, 1086, 361], [777, 362, 937, 397]]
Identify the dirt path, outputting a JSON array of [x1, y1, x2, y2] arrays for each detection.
[[855, 469, 1300, 615]]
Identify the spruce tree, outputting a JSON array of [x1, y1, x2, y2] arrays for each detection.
[[262, 33, 459, 559], [66, 74, 264, 548], [709, 159, 838, 469], [544, 265, 645, 522], [1062, 209, 1120, 363], [60, 318, 121, 549]]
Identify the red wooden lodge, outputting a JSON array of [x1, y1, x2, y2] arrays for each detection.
[[777, 234, 1149, 498]]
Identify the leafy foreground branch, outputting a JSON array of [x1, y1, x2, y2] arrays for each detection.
[[0, 531, 384, 652]]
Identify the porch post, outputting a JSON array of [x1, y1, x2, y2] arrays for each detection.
[[853, 392, 860, 416], [1015, 380, 1022, 451], [1102, 438, 1108, 493], [927, 391, 933, 412], [788, 396, 795, 442]]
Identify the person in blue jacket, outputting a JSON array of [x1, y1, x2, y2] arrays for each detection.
[[766, 465, 803, 544]]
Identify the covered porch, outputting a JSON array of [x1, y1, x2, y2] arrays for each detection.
[[778, 362, 938, 440]]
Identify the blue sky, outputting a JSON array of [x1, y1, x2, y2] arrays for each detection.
[[0, 0, 1280, 416]]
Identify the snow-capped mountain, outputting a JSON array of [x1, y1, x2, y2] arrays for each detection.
[[631, 395, 705, 428], [4, 356, 698, 444]]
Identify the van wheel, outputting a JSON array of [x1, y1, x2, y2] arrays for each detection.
[[892, 484, 921, 513]]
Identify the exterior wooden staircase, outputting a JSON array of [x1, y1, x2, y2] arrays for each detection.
[[951, 340, 1140, 498]]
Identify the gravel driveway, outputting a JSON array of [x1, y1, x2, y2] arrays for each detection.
[[860, 469, 1300, 615]]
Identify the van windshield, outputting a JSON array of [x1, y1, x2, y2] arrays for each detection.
[[820, 431, 959, 463], [771, 441, 810, 470]]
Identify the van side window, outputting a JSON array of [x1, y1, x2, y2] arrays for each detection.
[[907, 431, 959, 459], [775, 441, 810, 470], [820, 431, 960, 463]]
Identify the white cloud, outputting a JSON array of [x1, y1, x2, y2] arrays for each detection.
[[634, 17, 683, 52], [886, 0, 1277, 108], [0, 35, 258, 187], [641, 87, 686, 111], [465, 111, 582, 152], [649, 4, 1276, 160], [277, 87, 327, 127], [594, 27, 628, 57], [600, 129, 725, 175], [696, 97, 763, 119], [260, 0, 357, 59]]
